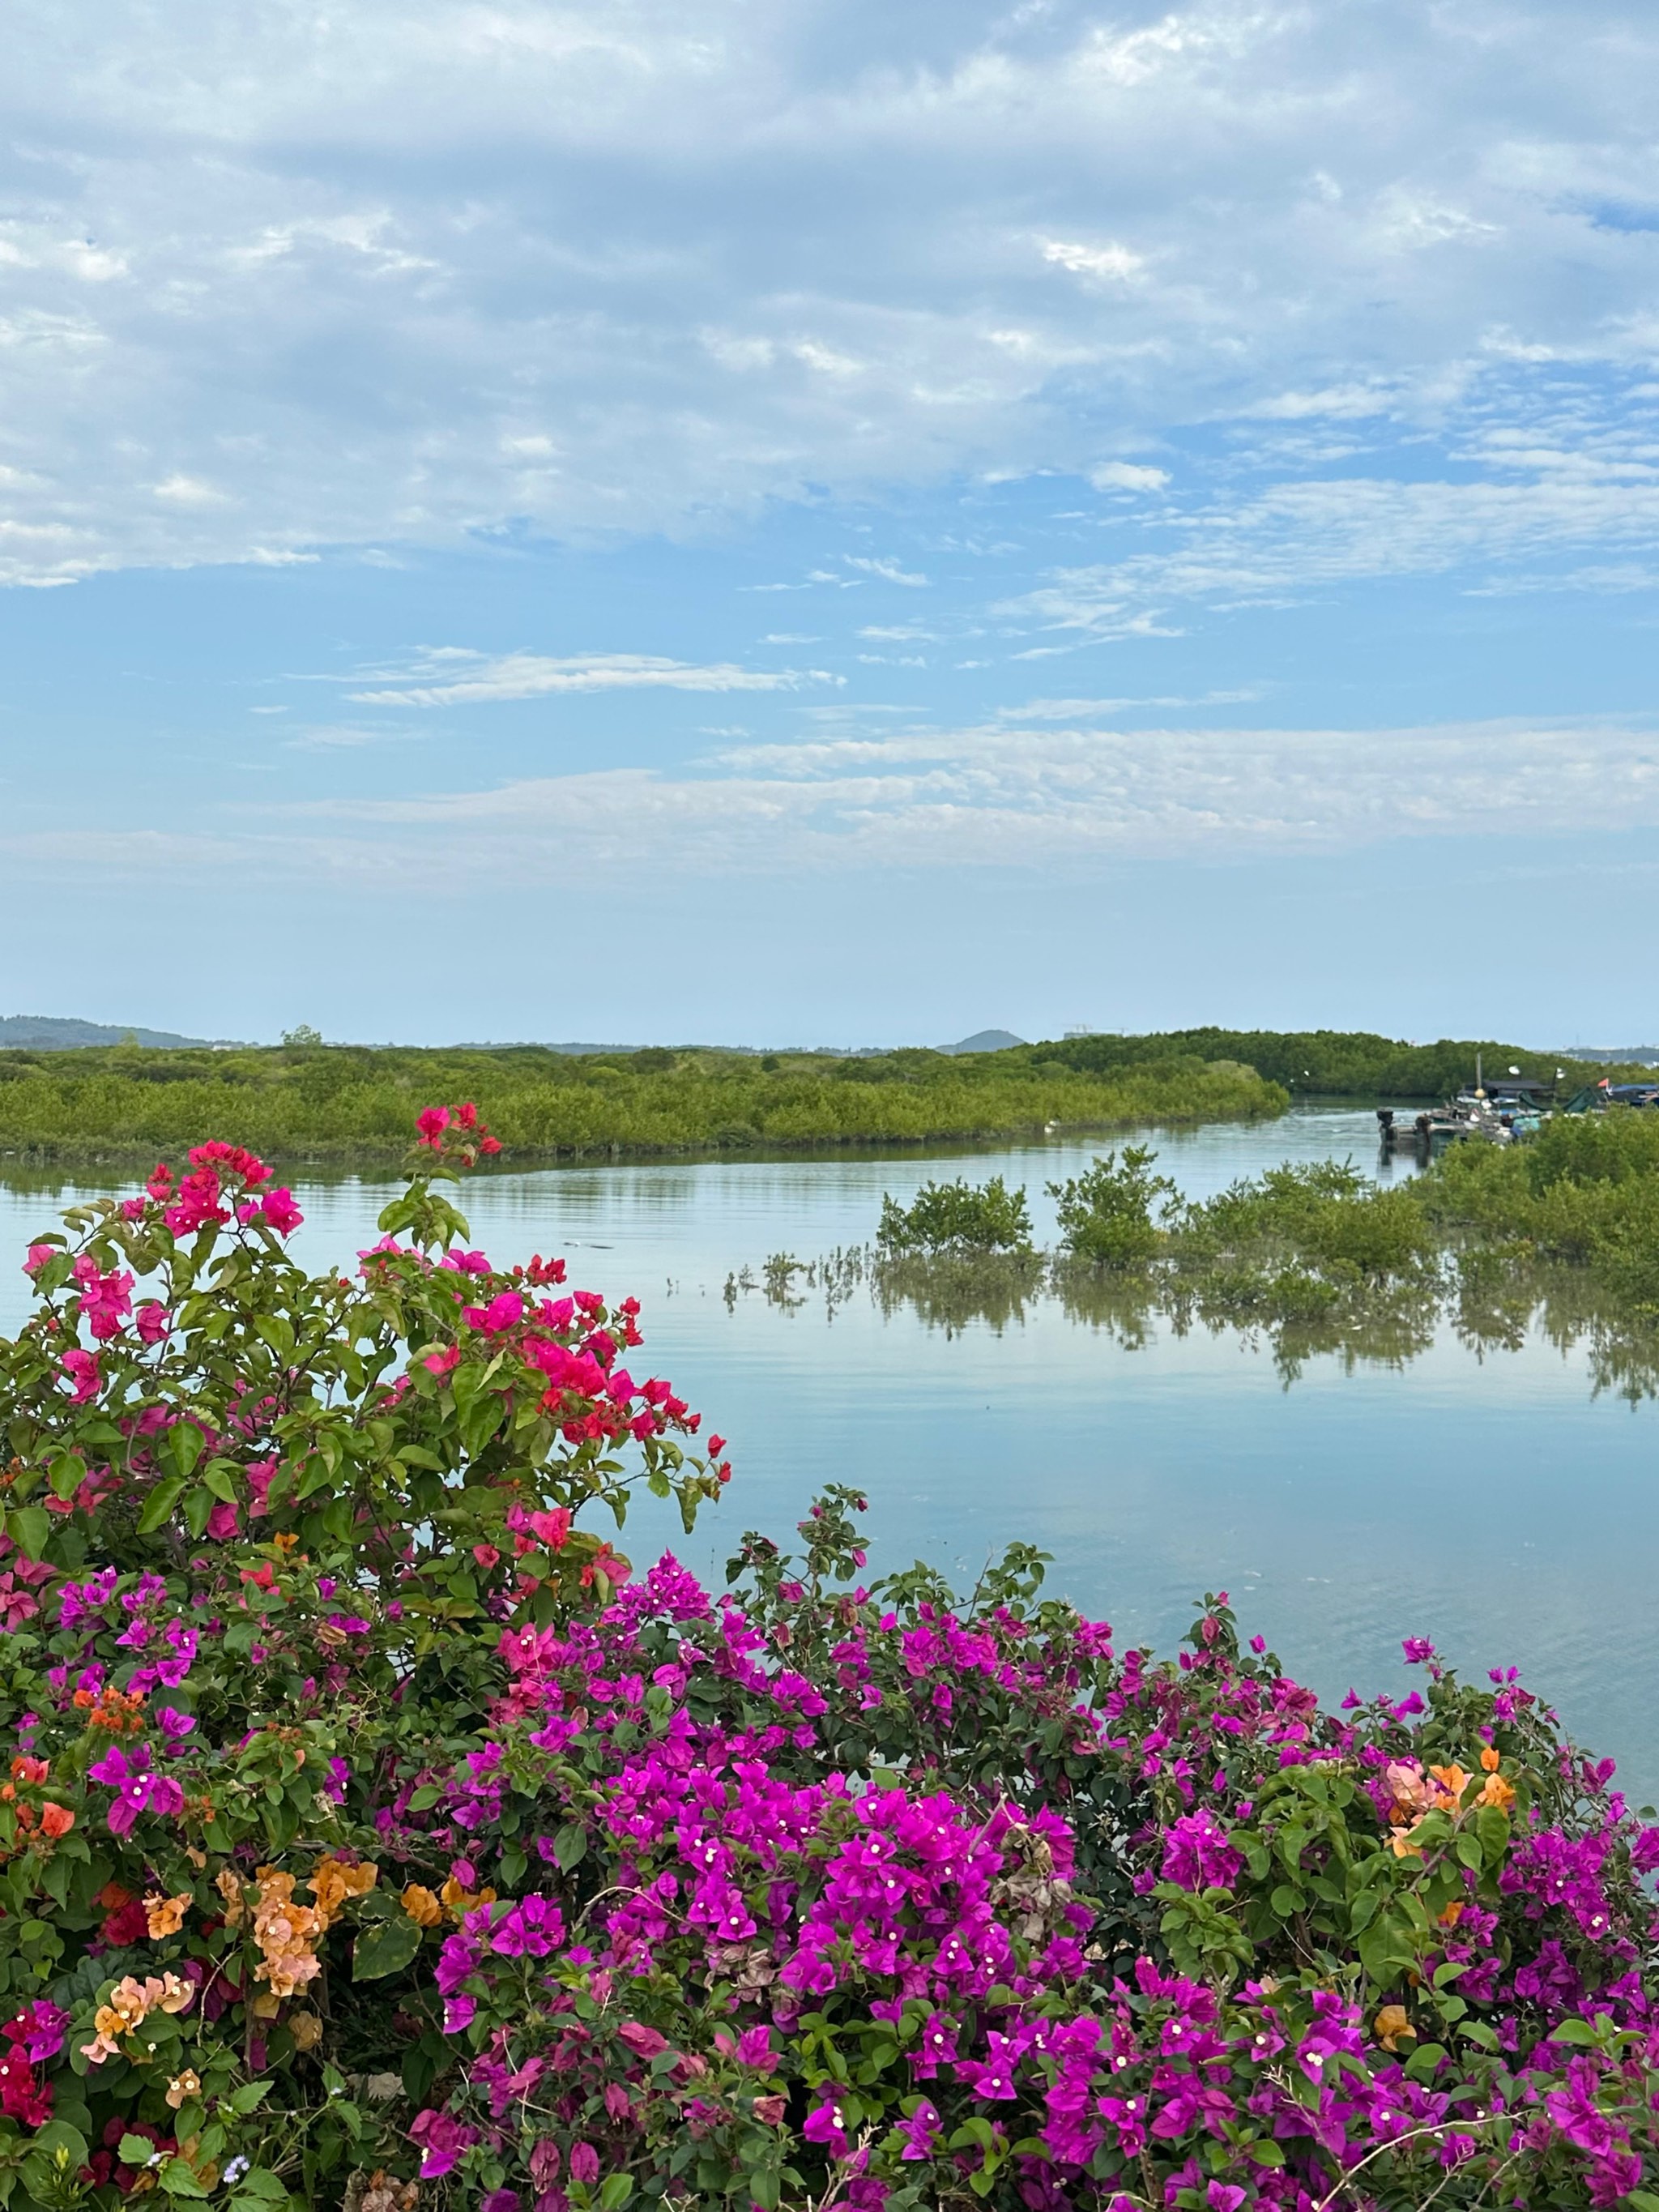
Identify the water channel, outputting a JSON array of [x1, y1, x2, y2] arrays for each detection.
[[3, 1107, 1655, 1798]]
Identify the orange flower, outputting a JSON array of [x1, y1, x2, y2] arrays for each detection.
[[1480, 1746, 1501, 1773], [1478, 1772, 1516, 1811], [164, 2069, 202, 2112], [439, 1875, 497, 1917], [1374, 2004, 1413, 2051], [11, 1755, 48, 1785], [1438, 1900, 1465, 1929], [309, 1855, 378, 1926], [401, 1884, 442, 1928], [145, 1891, 191, 1938], [288, 2011, 323, 2052], [1428, 1763, 1470, 1806], [96, 1881, 135, 1911], [39, 1802, 75, 1839]]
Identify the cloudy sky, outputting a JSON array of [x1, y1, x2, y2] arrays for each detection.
[[3, 0, 1658, 1045]]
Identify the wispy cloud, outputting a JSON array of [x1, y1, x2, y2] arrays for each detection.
[[19, 715, 1657, 890], [843, 557, 929, 587], [345, 651, 837, 707]]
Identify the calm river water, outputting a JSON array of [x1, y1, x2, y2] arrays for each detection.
[[3, 1108, 1655, 1798]]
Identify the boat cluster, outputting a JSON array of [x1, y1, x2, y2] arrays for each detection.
[[1377, 1064, 1659, 1155]]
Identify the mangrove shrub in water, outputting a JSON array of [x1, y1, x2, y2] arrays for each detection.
[[1047, 1147, 1179, 1269], [0, 1123, 1657, 2206], [876, 1175, 1034, 1255]]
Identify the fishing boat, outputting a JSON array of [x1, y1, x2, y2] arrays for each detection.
[[1376, 1060, 1547, 1153]]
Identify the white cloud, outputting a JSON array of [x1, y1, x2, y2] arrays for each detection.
[[152, 475, 232, 506], [1040, 238, 1145, 283], [344, 651, 836, 706], [843, 557, 929, 587], [1090, 461, 1170, 491], [19, 715, 1658, 888], [1003, 463, 1659, 630], [1, 0, 1657, 581]]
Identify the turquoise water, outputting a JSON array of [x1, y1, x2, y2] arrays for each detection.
[[3, 1108, 1655, 1800]]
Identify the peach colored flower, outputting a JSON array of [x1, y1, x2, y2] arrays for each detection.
[[146, 1891, 191, 1938]]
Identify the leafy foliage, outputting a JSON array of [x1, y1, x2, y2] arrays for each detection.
[[876, 1176, 1034, 1256], [0, 1048, 1284, 1168], [1047, 1147, 1179, 1268], [1037, 1029, 1652, 1100]]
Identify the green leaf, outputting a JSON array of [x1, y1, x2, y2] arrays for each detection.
[[353, 1913, 424, 1980], [1269, 1884, 1306, 1917], [228, 2081, 274, 2114], [137, 1475, 186, 1535], [553, 1821, 589, 1873], [1550, 2018, 1601, 2047], [231, 2175, 291, 2203], [6, 1507, 49, 1562], [161, 2163, 212, 2198], [597, 2180, 633, 2211], [47, 1455, 87, 1501], [203, 1458, 242, 1504], [182, 1484, 215, 1540], [255, 1313, 296, 1361], [167, 1423, 206, 1481], [119, 2136, 157, 2167]]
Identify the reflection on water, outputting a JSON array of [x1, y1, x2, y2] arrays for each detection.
[[2, 1108, 1657, 1801], [745, 1244, 1659, 1402]]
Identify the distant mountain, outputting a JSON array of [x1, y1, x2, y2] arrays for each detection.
[[942, 1028, 1026, 1055], [0, 1014, 220, 1050], [1553, 1045, 1659, 1067]]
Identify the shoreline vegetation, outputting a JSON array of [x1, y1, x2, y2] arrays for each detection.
[[2, 1026, 1657, 1167], [0, 1040, 1288, 1166], [739, 1115, 1659, 1392]]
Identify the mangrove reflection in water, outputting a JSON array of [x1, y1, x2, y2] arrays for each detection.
[[731, 1244, 1659, 1403]]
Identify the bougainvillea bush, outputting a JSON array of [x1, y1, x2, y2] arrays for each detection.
[[1, 1121, 1657, 2210]]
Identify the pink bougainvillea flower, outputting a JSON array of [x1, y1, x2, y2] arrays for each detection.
[[438, 1249, 491, 1275], [416, 1106, 451, 1148], [462, 1292, 523, 1336], [134, 1302, 171, 1347], [86, 1748, 186, 1837], [408, 2109, 478, 2178], [803, 2098, 851, 2161], [59, 1349, 100, 1405], [22, 1245, 56, 1279], [164, 1168, 229, 1237], [238, 1188, 304, 1237]]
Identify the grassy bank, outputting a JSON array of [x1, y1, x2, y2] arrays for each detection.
[[0, 1040, 1287, 1164]]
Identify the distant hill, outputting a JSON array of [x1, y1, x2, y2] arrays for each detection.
[[942, 1028, 1026, 1055], [0, 1014, 220, 1051]]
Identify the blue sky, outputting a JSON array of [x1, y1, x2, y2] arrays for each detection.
[[3, 0, 1659, 1047]]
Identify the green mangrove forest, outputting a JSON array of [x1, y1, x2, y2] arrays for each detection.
[[0, 1027, 1653, 1166], [0, 1040, 1286, 1164]]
